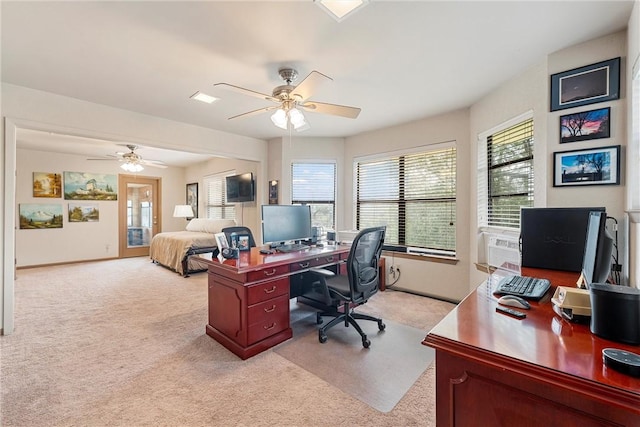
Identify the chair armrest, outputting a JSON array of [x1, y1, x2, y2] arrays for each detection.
[[310, 267, 335, 277]]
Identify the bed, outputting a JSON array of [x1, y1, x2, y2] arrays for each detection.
[[149, 218, 236, 277]]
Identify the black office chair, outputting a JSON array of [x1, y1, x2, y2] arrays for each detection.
[[308, 226, 386, 348], [221, 226, 257, 248]]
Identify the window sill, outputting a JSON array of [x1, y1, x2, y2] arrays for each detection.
[[382, 250, 459, 265]]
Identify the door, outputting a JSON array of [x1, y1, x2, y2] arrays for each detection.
[[119, 175, 161, 258]]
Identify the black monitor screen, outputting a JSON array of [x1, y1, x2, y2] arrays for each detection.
[[581, 211, 614, 287], [520, 207, 605, 272], [261, 205, 312, 246]]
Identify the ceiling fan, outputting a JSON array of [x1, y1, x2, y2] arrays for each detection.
[[214, 68, 361, 131], [88, 144, 168, 171]]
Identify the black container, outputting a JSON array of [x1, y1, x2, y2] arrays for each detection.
[[589, 283, 640, 345]]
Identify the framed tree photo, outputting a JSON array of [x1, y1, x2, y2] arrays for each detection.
[[553, 145, 620, 187], [186, 183, 198, 218], [550, 57, 620, 112], [560, 107, 610, 143]]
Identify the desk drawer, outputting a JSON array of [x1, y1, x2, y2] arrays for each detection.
[[247, 264, 289, 283], [247, 277, 289, 305], [290, 254, 341, 272], [247, 296, 289, 344]]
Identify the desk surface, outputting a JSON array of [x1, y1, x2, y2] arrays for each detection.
[[208, 244, 350, 274], [424, 267, 640, 408]]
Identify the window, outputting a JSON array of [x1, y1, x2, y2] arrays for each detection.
[[355, 145, 457, 255], [291, 162, 336, 230], [478, 116, 534, 229], [204, 171, 235, 220]]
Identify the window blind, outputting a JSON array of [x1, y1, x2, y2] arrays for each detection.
[[486, 118, 534, 228], [356, 146, 456, 254], [204, 171, 235, 220], [291, 162, 336, 229]]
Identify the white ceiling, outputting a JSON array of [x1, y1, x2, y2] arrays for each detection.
[[2, 1, 635, 165]]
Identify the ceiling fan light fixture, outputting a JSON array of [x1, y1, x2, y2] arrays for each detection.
[[121, 162, 144, 173], [289, 108, 307, 130], [315, 0, 368, 22], [271, 108, 288, 129]]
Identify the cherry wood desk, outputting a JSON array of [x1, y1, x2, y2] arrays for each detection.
[[423, 267, 640, 426], [205, 245, 350, 359]]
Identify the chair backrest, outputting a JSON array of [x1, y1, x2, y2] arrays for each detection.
[[221, 226, 257, 248], [346, 226, 386, 303]]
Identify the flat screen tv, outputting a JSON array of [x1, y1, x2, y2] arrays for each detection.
[[226, 173, 255, 203], [520, 207, 605, 272]]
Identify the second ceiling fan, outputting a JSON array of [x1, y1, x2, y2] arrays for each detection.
[[214, 68, 361, 131]]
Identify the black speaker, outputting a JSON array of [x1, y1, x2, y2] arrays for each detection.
[[590, 283, 640, 345], [311, 226, 319, 244]]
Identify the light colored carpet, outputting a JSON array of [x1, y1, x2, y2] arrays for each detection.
[[0, 257, 455, 426], [276, 309, 435, 413]]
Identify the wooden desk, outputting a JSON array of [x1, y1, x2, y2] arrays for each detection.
[[205, 245, 350, 359], [423, 267, 640, 426]]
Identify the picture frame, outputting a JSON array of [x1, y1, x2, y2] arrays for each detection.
[[68, 203, 99, 222], [63, 171, 117, 201], [560, 107, 610, 143], [214, 232, 228, 249], [186, 183, 198, 218], [269, 180, 278, 205], [236, 234, 251, 251], [553, 145, 620, 187], [550, 57, 620, 112], [33, 172, 62, 198], [19, 203, 64, 229]]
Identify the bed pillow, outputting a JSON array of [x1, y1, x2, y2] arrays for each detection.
[[185, 218, 237, 234]]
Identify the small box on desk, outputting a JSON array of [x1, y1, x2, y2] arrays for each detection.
[[590, 283, 640, 345]]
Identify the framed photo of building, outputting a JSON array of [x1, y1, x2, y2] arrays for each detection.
[[553, 145, 620, 187], [550, 57, 620, 112]]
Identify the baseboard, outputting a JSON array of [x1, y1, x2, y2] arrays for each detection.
[[16, 256, 121, 270]]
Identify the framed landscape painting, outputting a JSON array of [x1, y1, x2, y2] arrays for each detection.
[[553, 145, 620, 187], [64, 172, 117, 200], [560, 107, 610, 143], [19, 203, 63, 229], [33, 172, 62, 198], [68, 203, 99, 222]]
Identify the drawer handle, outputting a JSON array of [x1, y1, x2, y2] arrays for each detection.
[[299, 262, 310, 268], [326, 256, 334, 262], [263, 323, 276, 331], [263, 269, 277, 277], [263, 285, 277, 294], [264, 305, 276, 313]]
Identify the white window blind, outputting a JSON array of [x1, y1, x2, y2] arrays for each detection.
[[356, 146, 456, 254], [291, 162, 336, 229], [478, 117, 534, 229], [204, 171, 235, 220]]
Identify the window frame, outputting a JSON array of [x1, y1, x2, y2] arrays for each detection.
[[203, 170, 236, 220], [291, 161, 337, 231]]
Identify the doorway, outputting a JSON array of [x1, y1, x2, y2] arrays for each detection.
[[119, 175, 162, 258]]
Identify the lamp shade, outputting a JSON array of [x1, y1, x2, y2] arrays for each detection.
[[173, 205, 194, 218], [121, 162, 144, 172]]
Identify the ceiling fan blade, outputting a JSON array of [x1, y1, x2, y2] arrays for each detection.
[[214, 83, 280, 102], [228, 105, 279, 120], [301, 101, 361, 119], [87, 155, 120, 161], [291, 71, 332, 103]]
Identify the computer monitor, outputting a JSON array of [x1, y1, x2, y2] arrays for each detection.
[[579, 211, 614, 288], [261, 205, 312, 247], [520, 207, 605, 272]]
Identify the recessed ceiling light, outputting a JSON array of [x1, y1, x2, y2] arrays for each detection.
[[190, 91, 218, 104], [315, 0, 368, 22]]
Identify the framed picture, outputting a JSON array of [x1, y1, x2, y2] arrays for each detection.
[[560, 107, 610, 143], [550, 57, 620, 112], [237, 234, 251, 251], [68, 203, 99, 222], [553, 145, 620, 187], [19, 203, 63, 229], [63, 172, 117, 200], [269, 180, 278, 205], [186, 183, 198, 218], [33, 172, 62, 198], [214, 232, 228, 249]]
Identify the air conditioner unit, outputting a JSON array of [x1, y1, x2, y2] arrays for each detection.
[[486, 234, 520, 269]]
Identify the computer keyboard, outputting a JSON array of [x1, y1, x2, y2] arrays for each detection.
[[275, 243, 309, 253], [493, 275, 551, 300]]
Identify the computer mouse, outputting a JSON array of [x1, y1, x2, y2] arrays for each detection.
[[497, 295, 531, 310]]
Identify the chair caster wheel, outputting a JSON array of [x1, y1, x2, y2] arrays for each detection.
[[319, 333, 328, 343], [378, 321, 386, 331], [363, 338, 371, 348]]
